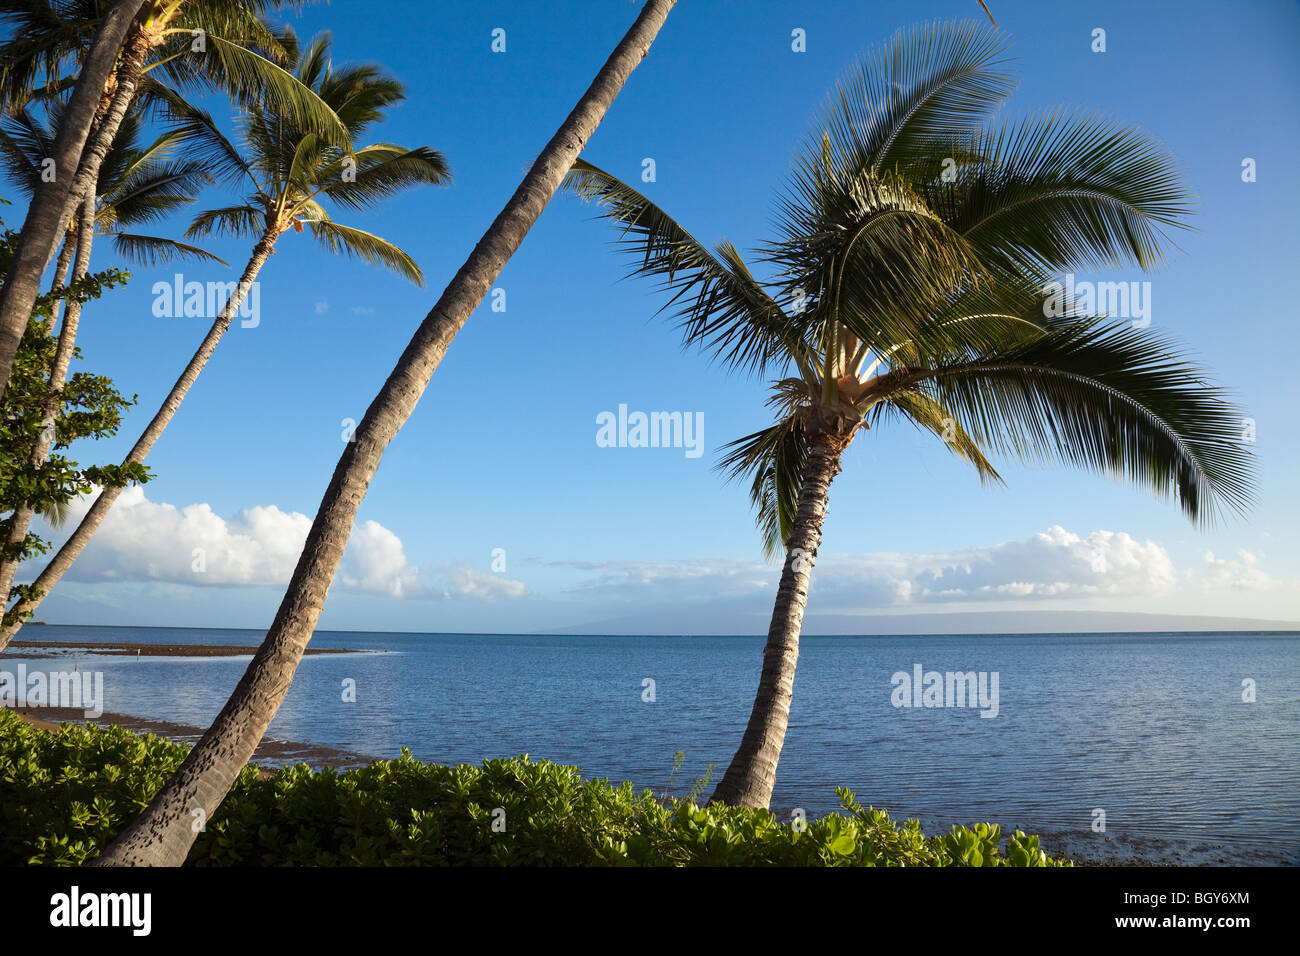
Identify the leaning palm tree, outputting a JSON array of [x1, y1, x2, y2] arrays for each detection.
[[0, 32, 450, 645], [563, 20, 1256, 808], [0, 98, 223, 605], [91, 0, 678, 867], [0, 0, 345, 401]]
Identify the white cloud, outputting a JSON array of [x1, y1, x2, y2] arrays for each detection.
[[314, 300, 329, 314], [56, 488, 309, 587], [553, 525, 1188, 610], [337, 520, 424, 597], [36, 487, 526, 602], [1200, 549, 1275, 591], [837, 525, 1181, 605], [442, 564, 528, 601]]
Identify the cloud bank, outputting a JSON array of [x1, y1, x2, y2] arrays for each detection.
[[29, 491, 1283, 626], [552, 525, 1276, 611], [37, 486, 526, 601]]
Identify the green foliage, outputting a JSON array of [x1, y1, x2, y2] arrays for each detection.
[[0, 709, 236, 866], [168, 33, 449, 285], [0, 212, 150, 624], [0, 710, 1071, 867], [0, 0, 346, 150], [0, 101, 226, 267]]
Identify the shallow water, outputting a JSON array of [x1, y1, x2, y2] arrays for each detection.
[[6, 625, 1298, 864]]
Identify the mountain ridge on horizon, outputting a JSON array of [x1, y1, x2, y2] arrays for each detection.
[[23, 609, 1299, 637], [540, 608, 1300, 637]]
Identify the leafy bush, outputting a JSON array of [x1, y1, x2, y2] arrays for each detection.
[[0, 710, 1070, 866], [1, 209, 145, 627]]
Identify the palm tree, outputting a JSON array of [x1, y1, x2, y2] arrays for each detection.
[[0, 0, 347, 401], [0, 98, 223, 605], [0, 0, 143, 398], [0, 32, 449, 646], [562, 20, 1256, 808], [91, 0, 679, 867]]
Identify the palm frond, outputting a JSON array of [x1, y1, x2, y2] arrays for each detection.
[[937, 108, 1195, 272], [0, 100, 56, 196], [185, 202, 263, 240], [872, 389, 1003, 484], [0, 0, 91, 106], [320, 63, 405, 136], [110, 232, 227, 267], [158, 28, 349, 149], [562, 158, 814, 379], [811, 19, 1014, 180], [144, 80, 254, 188], [717, 415, 808, 558], [314, 144, 451, 208], [304, 216, 423, 284], [101, 157, 214, 225], [114, 127, 186, 180], [767, 165, 986, 360], [856, 273, 1065, 379], [868, 320, 1255, 524]]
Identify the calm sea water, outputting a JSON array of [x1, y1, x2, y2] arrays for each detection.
[[6, 625, 1299, 864]]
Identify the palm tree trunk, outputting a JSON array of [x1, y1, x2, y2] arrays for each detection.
[[0, 230, 277, 648], [0, 0, 144, 400], [0, 195, 94, 608], [710, 431, 846, 809], [46, 216, 87, 388], [90, 0, 678, 868], [49, 15, 157, 279]]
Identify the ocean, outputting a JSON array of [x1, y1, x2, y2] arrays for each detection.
[[5, 625, 1298, 864]]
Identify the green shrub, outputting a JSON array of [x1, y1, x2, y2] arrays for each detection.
[[0, 710, 1070, 866]]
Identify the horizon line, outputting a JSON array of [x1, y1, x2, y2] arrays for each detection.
[[21, 623, 1300, 639]]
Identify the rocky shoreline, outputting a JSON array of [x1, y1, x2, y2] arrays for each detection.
[[12, 707, 376, 773]]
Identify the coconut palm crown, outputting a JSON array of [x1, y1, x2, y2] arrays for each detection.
[[177, 30, 447, 280]]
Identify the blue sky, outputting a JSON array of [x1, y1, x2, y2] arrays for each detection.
[[13, 0, 1300, 633]]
